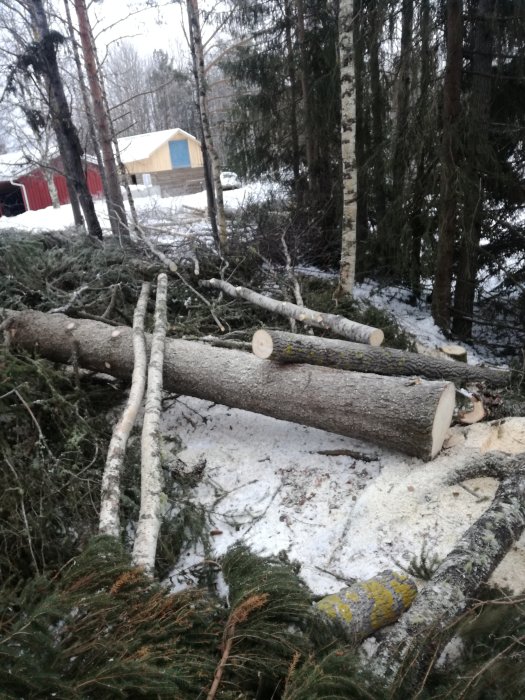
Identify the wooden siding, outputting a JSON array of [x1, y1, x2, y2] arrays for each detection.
[[1, 162, 104, 214], [125, 136, 203, 175], [151, 167, 205, 196]]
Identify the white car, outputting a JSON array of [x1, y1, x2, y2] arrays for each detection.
[[220, 171, 241, 190]]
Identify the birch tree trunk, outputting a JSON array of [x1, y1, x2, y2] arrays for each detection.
[[74, 0, 129, 240], [132, 275, 168, 574], [186, 0, 227, 248], [43, 169, 60, 208], [99, 283, 149, 538], [201, 278, 384, 345], [336, 0, 357, 298]]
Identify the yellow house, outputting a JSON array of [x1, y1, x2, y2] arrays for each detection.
[[117, 128, 205, 196]]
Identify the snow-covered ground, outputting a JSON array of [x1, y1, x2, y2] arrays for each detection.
[[3, 187, 523, 597]]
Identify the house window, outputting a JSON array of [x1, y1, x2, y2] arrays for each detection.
[[131, 174, 137, 185]]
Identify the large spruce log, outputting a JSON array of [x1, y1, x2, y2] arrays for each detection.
[[1, 309, 455, 459], [252, 329, 509, 387], [200, 278, 384, 346]]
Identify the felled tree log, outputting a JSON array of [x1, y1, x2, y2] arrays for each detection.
[[370, 451, 525, 683], [252, 329, 509, 388], [315, 570, 418, 643], [200, 278, 384, 346], [1, 309, 455, 459]]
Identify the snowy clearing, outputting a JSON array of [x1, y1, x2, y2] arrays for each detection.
[[2, 187, 521, 599]]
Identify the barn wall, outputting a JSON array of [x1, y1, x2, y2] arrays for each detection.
[[125, 136, 203, 175], [18, 162, 104, 212], [21, 172, 52, 211]]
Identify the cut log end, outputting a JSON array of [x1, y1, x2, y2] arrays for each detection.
[[431, 383, 456, 458], [458, 397, 486, 425], [252, 329, 273, 359], [440, 344, 467, 363], [369, 329, 385, 347]]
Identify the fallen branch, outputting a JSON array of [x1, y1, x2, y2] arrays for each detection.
[[252, 329, 509, 388], [132, 274, 168, 574], [370, 451, 525, 686], [99, 282, 150, 538], [2, 308, 456, 459], [200, 278, 384, 346]]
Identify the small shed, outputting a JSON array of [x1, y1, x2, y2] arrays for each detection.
[[0, 150, 103, 217], [117, 128, 205, 196]]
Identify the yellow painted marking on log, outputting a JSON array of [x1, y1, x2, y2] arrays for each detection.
[[317, 595, 354, 622], [390, 575, 418, 609], [365, 581, 397, 629]]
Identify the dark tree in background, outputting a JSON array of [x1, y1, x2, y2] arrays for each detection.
[[18, 0, 102, 238]]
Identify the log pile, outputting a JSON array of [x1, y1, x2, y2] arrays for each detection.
[[252, 329, 509, 387], [2, 308, 455, 460]]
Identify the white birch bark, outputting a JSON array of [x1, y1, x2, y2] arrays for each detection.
[[99, 282, 150, 537], [201, 278, 384, 345], [43, 169, 60, 208], [337, 0, 357, 298], [132, 274, 168, 574]]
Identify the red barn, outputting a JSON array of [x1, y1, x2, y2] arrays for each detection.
[[0, 150, 104, 217]]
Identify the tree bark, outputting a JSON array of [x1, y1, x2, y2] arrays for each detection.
[[371, 451, 525, 685], [252, 329, 509, 387], [74, 0, 129, 240], [133, 275, 168, 574], [99, 283, 149, 538], [316, 570, 417, 644], [451, 0, 496, 339], [200, 278, 384, 345], [62, 0, 108, 221], [336, 0, 357, 298], [28, 0, 102, 240], [186, 0, 227, 248], [295, 0, 316, 192], [2, 309, 456, 459], [432, 0, 463, 330]]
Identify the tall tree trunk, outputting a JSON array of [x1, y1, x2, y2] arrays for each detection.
[[368, 5, 387, 254], [390, 0, 414, 268], [409, 0, 433, 296], [335, 0, 357, 297], [186, 0, 227, 249], [28, 0, 102, 238], [295, 0, 316, 192], [451, 0, 495, 339], [284, 0, 302, 202], [73, 0, 129, 240], [432, 0, 463, 330], [62, 0, 109, 222], [354, 0, 369, 256]]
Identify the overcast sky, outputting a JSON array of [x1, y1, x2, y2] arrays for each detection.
[[89, 0, 190, 61]]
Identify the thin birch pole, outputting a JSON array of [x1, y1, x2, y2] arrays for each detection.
[[132, 274, 168, 574], [99, 282, 150, 537]]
